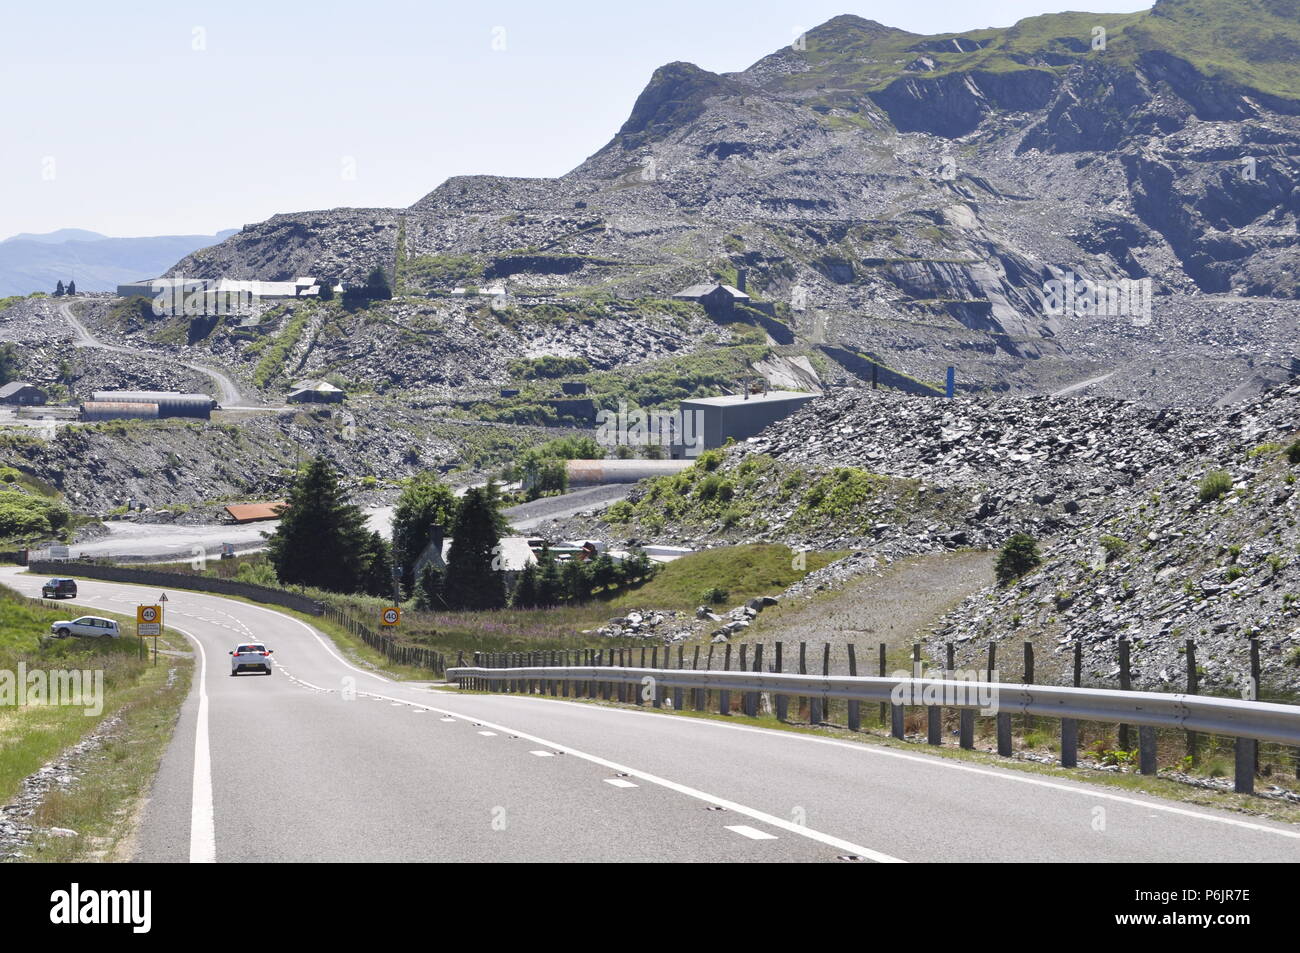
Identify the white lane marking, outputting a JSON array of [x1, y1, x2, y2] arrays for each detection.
[[352, 687, 901, 863], [478, 730, 497, 737], [167, 623, 213, 865], [8, 568, 221, 865], [472, 694, 1300, 844], [530, 750, 555, 758], [726, 825, 778, 841], [604, 778, 638, 789], [10, 577, 899, 862], [440, 717, 455, 722], [27, 572, 1289, 847]]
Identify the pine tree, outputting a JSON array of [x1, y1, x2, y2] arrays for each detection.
[[54, 280, 65, 297], [266, 456, 372, 593], [364, 265, 392, 301], [443, 485, 506, 610], [66, 280, 76, 296], [511, 562, 539, 609], [391, 471, 458, 596], [359, 531, 395, 599], [561, 558, 590, 603], [995, 533, 1041, 586], [534, 542, 562, 607], [591, 552, 617, 592], [414, 565, 446, 611]]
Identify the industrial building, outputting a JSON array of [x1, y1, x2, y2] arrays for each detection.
[[116, 277, 335, 300], [287, 380, 346, 404], [678, 390, 818, 450], [223, 502, 286, 523], [80, 400, 160, 421], [566, 458, 692, 487], [0, 382, 47, 406], [90, 391, 217, 419]]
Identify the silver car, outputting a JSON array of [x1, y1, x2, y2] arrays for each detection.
[[50, 616, 121, 638]]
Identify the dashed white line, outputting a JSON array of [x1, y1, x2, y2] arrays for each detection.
[[529, 750, 555, 758], [478, 730, 497, 737], [726, 825, 778, 841], [604, 778, 638, 789]]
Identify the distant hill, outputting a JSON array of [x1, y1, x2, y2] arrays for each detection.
[[1, 228, 108, 245], [0, 229, 237, 296]]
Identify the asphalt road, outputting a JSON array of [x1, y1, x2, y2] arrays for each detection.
[[69, 488, 626, 561], [10, 567, 1300, 863], [60, 298, 246, 406]]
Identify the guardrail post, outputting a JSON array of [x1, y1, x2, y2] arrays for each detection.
[[739, 644, 751, 716], [589, 649, 598, 700], [1250, 637, 1261, 776], [915, 643, 938, 745], [799, 642, 810, 722], [1060, 717, 1078, 768], [774, 642, 788, 722], [1061, 640, 1081, 767], [1139, 726, 1157, 775], [846, 644, 859, 732], [820, 643, 831, 725], [1185, 638, 1198, 764], [1118, 637, 1131, 752], [651, 647, 662, 708], [751, 643, 764, 717], [1023, 640, 1035, 734], [692, 646, 703, 711], [891, 698, 905, 740], [720, 643, 732, 715], [562, 651, 571, 697], [1235, 738, 1256, 794], [996, 712, 1012, 756], [879, 642, 888, 727], [704, 644, 714, 713], [635, 648, 645, 705], [674, 646, 685, 711]]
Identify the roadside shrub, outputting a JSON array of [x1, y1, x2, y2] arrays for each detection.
[[1099, 534, 1127, 560], [1288, 441, 1300, 465], [995, 533, 1041, 586], [699, 586, 729, 605], [1198, 469, 1232, 503]]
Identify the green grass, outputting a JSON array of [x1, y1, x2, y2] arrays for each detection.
[[785, 1, 1300, 103], [0, 584, 168, 830], [603, 544, 844, 612], [251, 310, 311, 388]]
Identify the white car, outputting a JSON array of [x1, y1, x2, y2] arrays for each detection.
[[50, 616, 120, 638], [230, 642, 274, 676]]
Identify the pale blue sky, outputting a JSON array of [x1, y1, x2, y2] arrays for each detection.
[[2, 0, 1150, 238]]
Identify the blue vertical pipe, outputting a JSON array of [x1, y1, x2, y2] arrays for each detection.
[[945, 366, 955, 399]]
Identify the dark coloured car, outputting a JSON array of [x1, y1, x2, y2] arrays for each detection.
[[42, 577, 77, 599]]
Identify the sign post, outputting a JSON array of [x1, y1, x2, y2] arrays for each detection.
[[137, 604, 163, 665]]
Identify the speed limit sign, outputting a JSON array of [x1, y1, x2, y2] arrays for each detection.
[[137, 605, 162, 637], [381, 607, 401, 627]]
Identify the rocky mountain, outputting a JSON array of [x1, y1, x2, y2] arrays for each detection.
[[164, 0, 1300, 407]]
